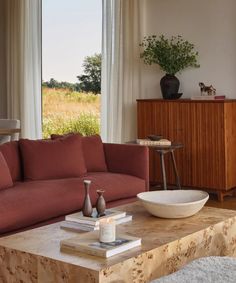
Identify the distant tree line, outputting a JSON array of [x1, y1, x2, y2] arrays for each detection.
[[42, 79, 79, 91], [43, 53, 101, 94]]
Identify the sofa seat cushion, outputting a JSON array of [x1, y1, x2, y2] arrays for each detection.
[[0, 173, 145, 234], [0, 178, 84, 234], [0, 152, 13, 190], [19, 134, 87, 181], [85, 172, 146, 203]]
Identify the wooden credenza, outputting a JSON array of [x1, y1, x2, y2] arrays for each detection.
[[137, 99, 236, 201]]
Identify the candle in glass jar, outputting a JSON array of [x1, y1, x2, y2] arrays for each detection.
[[99, 218, 116, 243]]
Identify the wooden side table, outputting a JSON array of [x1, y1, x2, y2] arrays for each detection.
[[127, 141, 183, 190], [154, 143, 183, 190]]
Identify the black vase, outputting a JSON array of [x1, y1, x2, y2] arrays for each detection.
[[160, 74, 180, 99]]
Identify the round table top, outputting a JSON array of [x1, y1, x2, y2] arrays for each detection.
[[153, 143, 183, 150]]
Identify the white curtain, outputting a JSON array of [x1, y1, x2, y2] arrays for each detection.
[[101, 0, 145, 143], [6, 0, 42, 139]]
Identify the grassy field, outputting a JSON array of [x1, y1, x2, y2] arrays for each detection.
[[42, 87, 100, 138]]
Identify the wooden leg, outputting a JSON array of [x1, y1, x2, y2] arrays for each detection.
[[217, 191, 224, 202], [170, 150, 181, 189], [160, 152, 167, 190]]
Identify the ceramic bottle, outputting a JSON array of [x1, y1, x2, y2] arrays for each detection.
[[82, 180, 93, 217], [96, 189, 106, 217]]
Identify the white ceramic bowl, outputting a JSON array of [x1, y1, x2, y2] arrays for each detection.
[[137, 190, 209, 218]]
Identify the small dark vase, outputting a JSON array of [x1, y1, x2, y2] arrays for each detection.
[[160, 74, 180, 99], [82, 180, 93, 217], [96, 190, 106, 217]]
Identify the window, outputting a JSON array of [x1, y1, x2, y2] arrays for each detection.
[[42, 0, 102, 138]]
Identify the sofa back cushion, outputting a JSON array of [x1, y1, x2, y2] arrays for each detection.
[[0, 152, 13, 190], [19, 134, 87, 181], [82, 135, 107, 172], [0, 141, 22, 182], [51, 134, 107, 172]]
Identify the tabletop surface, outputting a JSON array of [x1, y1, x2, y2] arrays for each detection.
[[0, 202, 235, 272], [136, 98, 236, 103], [0, 128, 21, 135]]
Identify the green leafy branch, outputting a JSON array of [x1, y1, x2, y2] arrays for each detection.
[[140, 35, 200, 75]]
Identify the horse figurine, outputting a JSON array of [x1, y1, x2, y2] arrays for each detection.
[[199, 82, 216, 96]]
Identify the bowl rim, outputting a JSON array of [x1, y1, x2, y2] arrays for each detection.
[[137, 190, 209, 207]]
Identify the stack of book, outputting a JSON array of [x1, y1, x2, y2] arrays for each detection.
[[190, 95, 226, 100], [136, 139, 171, 146], [60, 208, 132, 232], [60, 232, 141, 258]]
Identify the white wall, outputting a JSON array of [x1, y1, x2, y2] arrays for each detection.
[[0, 0, 7, 117], [141, 0, 236, 98]]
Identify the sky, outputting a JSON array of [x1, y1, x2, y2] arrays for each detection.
[[42, 0, 102, 83]]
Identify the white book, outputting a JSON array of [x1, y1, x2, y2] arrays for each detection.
[[61, 232, 141, 258], [136, 139, 171, 146], [61, 215, 133, 232], [60, 221, 99, 232], [191, 95, 226, 100], [65, 208, 126, 226], [115, 214, 132, 225]]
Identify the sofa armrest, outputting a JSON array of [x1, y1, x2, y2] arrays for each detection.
[[103, 143, 149, 191]]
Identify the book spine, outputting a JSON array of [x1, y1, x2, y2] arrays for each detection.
[[65, 212, 126, 225], [61, 224, 97, 232], [61, 216, 132, 233], [214, 96, 225, 100], [65, 217, 99, 226], [110, 212, 126, 220], [137, 139, 171, 146], [106, 239, 141, 257], [61, 243, 106, 257], [115, 215, 132, 225], [191, 95, 226, 100]]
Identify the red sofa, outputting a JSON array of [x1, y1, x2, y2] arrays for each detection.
[[0, 134, 149, 236]]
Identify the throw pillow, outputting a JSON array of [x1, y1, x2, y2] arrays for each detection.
[[19, 134, 87, 181], [51, 133, 108, 172], [0, 152, 13, 190], [82, 135, 108, 172]]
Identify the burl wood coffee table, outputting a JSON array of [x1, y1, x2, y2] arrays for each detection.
[[1, 202, 236, 283]]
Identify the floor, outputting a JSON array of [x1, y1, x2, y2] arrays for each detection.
[[207, 193, 236, 210]]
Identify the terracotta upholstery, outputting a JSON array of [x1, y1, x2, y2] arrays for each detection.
[[0, 174, 145, 234], [104, 143, 149, 190], [0, 179, 84, 234], [51, 134, 108, 172], [19, 135, 87, 180], [0, 137, 149, 235], [0, 152, 13, 190], [86, 172, 146, 202], [0, 141, 22, 182], [1, 197, 138, 237], [82, 135, 108, 172]]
